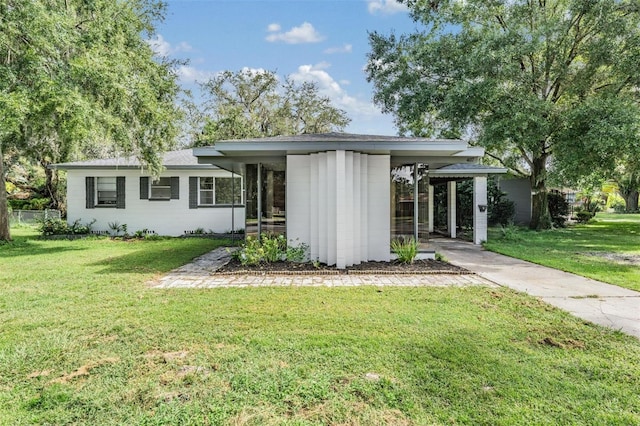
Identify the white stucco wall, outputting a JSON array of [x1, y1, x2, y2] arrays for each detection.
[[473, 176, 488, 244], [66, 169, 245, 236], [287, 151, 390, 268]]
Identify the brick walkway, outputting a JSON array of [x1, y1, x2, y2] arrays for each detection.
[[149, 248, 496, 289]]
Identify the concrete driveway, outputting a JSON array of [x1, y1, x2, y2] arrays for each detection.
[[431, 238, 640, 339]]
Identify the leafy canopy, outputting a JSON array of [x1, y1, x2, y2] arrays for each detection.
[[366, 0, 640, 228], [195, 69, 350, 145], [0, 0, 183, 240]]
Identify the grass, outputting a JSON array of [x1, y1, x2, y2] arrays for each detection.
[[485, 213, 640, 292], [1, 227, 639, 424]]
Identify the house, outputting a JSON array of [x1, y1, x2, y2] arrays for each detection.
[[51, 149, 245, 236], [193, 133, 506, 268]]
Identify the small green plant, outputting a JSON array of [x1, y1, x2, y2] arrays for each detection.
[[435, 252, 447, 262], [262, 234, 287, 262], [574, 209, 595, 224], [38, 218, 68, 236], [233, 235, 265, 266], [286, 240, 309, 262], [498, 224, 523, 241], [391, 237, 418, 264], [108, 221, 128, 237]]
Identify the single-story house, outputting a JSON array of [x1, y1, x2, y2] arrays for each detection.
[[193, 133, 506, 268], [53, 133, 505, 268], [52, 149, 245, 236]]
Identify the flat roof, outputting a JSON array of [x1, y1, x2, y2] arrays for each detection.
[[51, 149, 219, 170]]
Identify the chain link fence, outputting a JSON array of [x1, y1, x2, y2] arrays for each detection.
[[9, 209, 62, 225]]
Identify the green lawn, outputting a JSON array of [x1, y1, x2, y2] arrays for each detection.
[[1, 227, 639, 424], [485, 213, 640, 292]]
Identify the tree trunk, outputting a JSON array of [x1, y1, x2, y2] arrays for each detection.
[[624, 190, 639, 213], [530, 155, 552, 230], [0, 143, 12, 241], [42, 160, 60, 210]]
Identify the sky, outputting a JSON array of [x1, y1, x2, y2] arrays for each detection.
[[152, 0, 422, 136]]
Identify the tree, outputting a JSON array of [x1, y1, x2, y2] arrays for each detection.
[[366, 0, 640, 229], [195, 69, 350, 145], [1, 0, 182, 241]]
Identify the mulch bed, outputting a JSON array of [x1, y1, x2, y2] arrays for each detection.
[[216, 258, 472, 275]]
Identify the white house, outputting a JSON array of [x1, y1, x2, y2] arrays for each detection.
[[52, 149, 245, 236], [194, 133, 506, 268]]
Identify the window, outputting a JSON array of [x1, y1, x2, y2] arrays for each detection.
[[215, 177, 242, 205], [86, 176, 125, 209], [191, 176, 242, 207], [97, 177, 117, 205], [151, 177, 171, 199]]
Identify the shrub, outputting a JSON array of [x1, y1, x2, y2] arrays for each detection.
[[391, 237, 418, 264], [286, 240, 309, 262], [38, 218, 69, 236], [498, 224, 523, 242], [233, 236, 265, 266], [548, 192, 570, 228], [262, 234, 287, 262], [488, 181, 515, 226], [573, 210, 595, 224]]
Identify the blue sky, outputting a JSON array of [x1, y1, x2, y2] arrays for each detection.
[[152, 0, 420, 135]]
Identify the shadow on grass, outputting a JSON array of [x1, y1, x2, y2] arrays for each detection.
[[89, 243, 222, 275], [0, 239, 87, 258]]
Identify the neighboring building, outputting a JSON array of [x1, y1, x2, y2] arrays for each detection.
[[194, 133, 506, 268], [52, 149, 245, 236]]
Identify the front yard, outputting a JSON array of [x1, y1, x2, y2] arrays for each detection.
[[1, 227, 639, 424], [485, 213, 640, 292]]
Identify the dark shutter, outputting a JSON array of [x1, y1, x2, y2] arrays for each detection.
[[140, 177, 149, 199], [85, 177, 95, 209], [170, 177, 179, 199], [189, 177, 198, 209], [116, 176, 126, 209]]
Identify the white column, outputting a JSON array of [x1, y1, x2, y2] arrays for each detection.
[[335, 150, 347, 269], [447, 180, 457, 239], [353, 153, 362, 264], [309, 154, 319, 261], [473, 176, 488, 244], [367, 155, 391, 261], [326, 151, 337, 266], [428, 184, 434, 233], [318, 153, 328, 264], [360, 155, 369, 261]]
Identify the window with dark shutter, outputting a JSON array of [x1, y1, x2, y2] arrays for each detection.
[[116, 176, 126, 209], [189, 177, 198, 209], [170, 177, 179, 199], [140, 177, 149, 199], [86, 177, 95, 209]]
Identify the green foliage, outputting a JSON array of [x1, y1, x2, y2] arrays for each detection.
[[0, 0, 183, 241], [497, 224, 524, 242], [486, 213, 640, 291], [38, 218, 94, 236], [196, 70, 350, 145], [261, 234, 287, 263], [2, 227, 640, 424], [233, 235, 309, 265], [488, 180, 515, 226], [574, 210, 596, 224], [366, 0, 640, 229], [548, 192, 569, 228], [391, 237, 418, 264]]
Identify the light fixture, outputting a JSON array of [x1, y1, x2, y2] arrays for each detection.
[[478, 204, 487, 212]]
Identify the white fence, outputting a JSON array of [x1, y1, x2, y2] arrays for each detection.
[[9, 209, 62, 224]]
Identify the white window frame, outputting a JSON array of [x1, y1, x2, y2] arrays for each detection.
[[150, 177, 171, 200], [96, 177, 117, 206], [198, 176, 242, 206]]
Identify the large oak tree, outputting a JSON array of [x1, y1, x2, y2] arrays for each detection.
[[366, 0, 640, 229], [195, 69, 350, 145], [1, 0, 182, 241]]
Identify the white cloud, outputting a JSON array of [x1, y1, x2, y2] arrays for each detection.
[[323, 43, 353, 54], [177, 65, 216, 84], [289, 62, 379, 119], [148, 34, 193, 57], [266, 22, 325, 44], [367, 0, 409, 15]]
